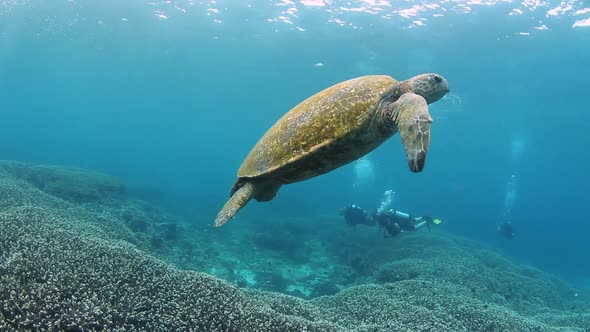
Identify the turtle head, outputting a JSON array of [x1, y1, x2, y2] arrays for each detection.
[[409, 73, 450, 104]]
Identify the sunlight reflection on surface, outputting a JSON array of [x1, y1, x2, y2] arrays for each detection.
[[0, 0, 588, 35], [262, 0, 590, 30]]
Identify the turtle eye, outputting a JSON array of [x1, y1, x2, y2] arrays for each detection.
[[433, 75, 443, 83]]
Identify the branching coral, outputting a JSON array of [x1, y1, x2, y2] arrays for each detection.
[[0, 160, 588, 332]]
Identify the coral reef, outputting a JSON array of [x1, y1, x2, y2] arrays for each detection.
[[0, 160, 589, 331], [313, 282, 565, 332], [371, 234, 576, 315], [0, 162, 337, 331], [1, 161, 126, 204]]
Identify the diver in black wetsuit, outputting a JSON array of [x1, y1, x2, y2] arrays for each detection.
[[339, 204, 376, 227], [339, 204, 438, 237], [497, 220, 516, 239]]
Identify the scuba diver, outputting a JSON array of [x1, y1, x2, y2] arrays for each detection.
[[340, 204, 376, 227], [498, 173, 518, 240], [339, 202, 442, 238], [497, 220, 516, 239]]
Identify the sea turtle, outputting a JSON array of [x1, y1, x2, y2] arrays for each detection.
[[214, 73, 450, 226]]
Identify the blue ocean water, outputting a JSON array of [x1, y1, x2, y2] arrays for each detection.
[[1, 0, 590, 325]]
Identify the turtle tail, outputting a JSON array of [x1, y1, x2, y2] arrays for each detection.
[[214, 181, 255, 227]]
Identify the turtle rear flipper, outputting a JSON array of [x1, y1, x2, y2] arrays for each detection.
[[214, 182, 255, 227], [214, 180, 281, 226], [253, 182, 281, 202], [392, 92, 433, 172]]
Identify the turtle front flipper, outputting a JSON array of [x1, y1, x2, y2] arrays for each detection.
[[214, 181, 255, 227], [392, 92, 433, 172]]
